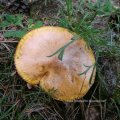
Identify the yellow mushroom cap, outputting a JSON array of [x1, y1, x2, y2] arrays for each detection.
[[14, 26, 96, 101]]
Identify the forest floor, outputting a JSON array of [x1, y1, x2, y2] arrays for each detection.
[[0, 0, 120, 120]]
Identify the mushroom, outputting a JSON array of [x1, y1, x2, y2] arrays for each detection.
[[14, 26, 96, 101]]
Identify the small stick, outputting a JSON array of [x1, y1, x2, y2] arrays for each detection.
[[0, 41, 18, 43]]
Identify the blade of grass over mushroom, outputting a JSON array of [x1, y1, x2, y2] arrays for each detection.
[[89, 64, 96, 84], [47, 35, 80, 60], [58, 49, 65, 60], [88, 51, 100, 84], [79, 64, 94, 76]]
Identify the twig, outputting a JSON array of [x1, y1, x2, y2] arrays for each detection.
[[0, 41, 18, 43]]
